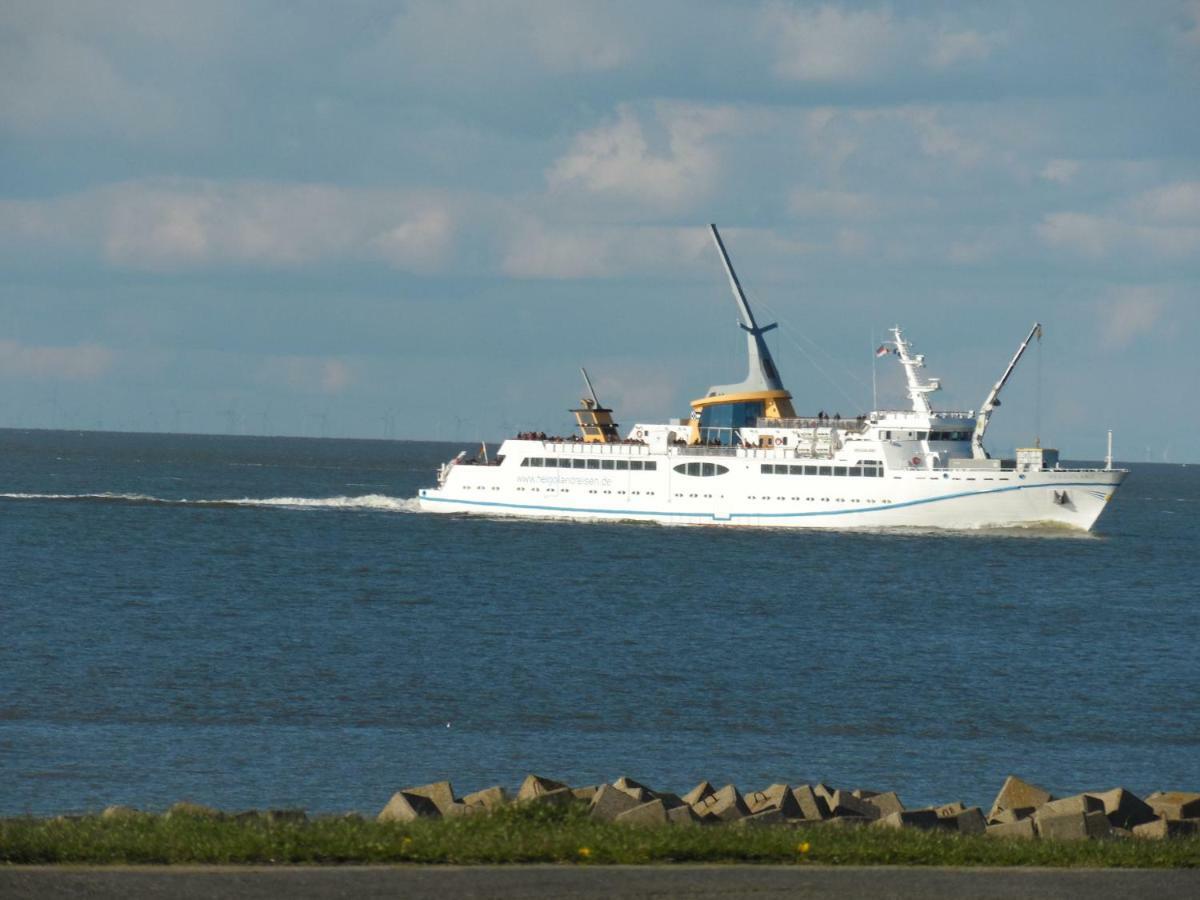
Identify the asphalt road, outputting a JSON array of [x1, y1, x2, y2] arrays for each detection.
[[3, 865, 1199, 899]]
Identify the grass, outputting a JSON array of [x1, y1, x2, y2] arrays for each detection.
[[2, 803, 1199, 867]]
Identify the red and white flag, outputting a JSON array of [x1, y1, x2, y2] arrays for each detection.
[[875, 344, 891, 357]]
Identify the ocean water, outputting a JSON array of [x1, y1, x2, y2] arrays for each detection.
[[1, 429, 1197, 816]]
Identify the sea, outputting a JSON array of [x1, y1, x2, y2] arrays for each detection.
[[2, 428, 1197, 817]]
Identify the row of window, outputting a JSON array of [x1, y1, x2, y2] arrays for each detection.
[[881, 430, 972, 441], [762, 464, 885, 478], [673, 462, 729, 477], [520, 457, 658, 471]]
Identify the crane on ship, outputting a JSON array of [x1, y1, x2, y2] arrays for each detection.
[[971, 322, 1042, 460]]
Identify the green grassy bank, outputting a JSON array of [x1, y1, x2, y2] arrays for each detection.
[[3, 804, 1199, 867]]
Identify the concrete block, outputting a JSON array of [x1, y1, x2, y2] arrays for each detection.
[[516, 774, 569, 801], [988, 775, 1053, 820], [615, 799, 669, 826], [1034, 794, 1104, 821], [681, 781, 715, 806], [813, 783, 836, 805], [828, 790, 880, 820], [820, 815, 870, 828], [736, 807, 786, 827], [667, 804, 701, 826], [404, 781, 458, 815], [745, 784, 801, 818], [1133, 816, 1200, 839], [462, 786, 508, 811], [652, 792, 685, 809], [874, 809, 941, 830], [613, 776, 653, 802], [1146, 791, 1200, 821], [691, 784, 749, 823], [791, 785, 831, 821], [1036, 810, 1111, 841], [864, 791, 904, 818], [377, 791, 440, 823], [852, 788, 881, 799], [988, 806, 1035, 825], [441, 802, 471, 818], [933, 802, 966, 819], [986, 818, 1037, 840], [520, 786, 575, 807], [572, 785, 600, 803], [951, 807, 987, 836], [165, 802, 223, 820], [1086, 787, 1157, 829], [590, 784, 643, 822]]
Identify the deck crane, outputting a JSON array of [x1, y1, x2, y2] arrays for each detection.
[[971, 322, 1042, 460]]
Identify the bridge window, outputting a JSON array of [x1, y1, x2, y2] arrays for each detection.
[[803, 465, 817, 476], [530, 457, 543, 467], [630, 460, 643, 470], [849, 466, 862, 476], [834, 466, 847, 477], [586, 459, 600, 469], [616, 460, 629, 470], [601, 460, 615, 470], [819, 466, 832, 476], [646, 461, 656, 471]]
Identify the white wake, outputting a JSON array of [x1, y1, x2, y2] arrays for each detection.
[[0, 492, 422, 513]]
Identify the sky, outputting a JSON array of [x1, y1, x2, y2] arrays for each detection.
[[2, 1, 1198, 461]]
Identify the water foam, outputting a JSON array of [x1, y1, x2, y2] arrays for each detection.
[[0, 492, 422, 513]]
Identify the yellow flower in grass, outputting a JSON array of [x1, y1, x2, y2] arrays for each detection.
[[797, 841, 811, 854], [577, 847, 592, 859]]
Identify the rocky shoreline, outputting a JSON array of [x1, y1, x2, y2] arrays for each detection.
[[87, 774, 1199, 842], [370, 774, 1199, 840]]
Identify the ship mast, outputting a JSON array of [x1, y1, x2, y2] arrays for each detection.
[[971, 323, 1041, 460], [708, 224, 786, 393], [890, 327, 941, 414]]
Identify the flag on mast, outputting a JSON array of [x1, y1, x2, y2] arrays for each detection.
[[875, 344, 892, 357]]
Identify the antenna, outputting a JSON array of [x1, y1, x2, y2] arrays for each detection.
[[1106, 429, 1113, 471], [580, 367, 602, 408]]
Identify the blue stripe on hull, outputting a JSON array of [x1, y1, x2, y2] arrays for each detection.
[[420, 480, 1113, 521]]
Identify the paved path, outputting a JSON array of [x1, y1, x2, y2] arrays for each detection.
[[3, 865, 1199, 899]]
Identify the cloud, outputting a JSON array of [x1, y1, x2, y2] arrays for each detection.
[[501, 220, 710, 279], [1039, 159, 1081, 184], [0, 340, 113, 380], [1097, 286, 1170, 348], [761, 4, 1001, 82], [547, 103, 737, 211], [927, 29, 997, 68], [1037, 181, 1200, 259], [788, 188, 879, 220], [0, 30, 177, 139], [0, 179, 455, 273], [762, 3, 901, 82], [258, 355, 355, 395]]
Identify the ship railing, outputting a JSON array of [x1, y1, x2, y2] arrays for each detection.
[[757, 417, 869, 433]]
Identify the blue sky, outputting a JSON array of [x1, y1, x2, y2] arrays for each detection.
[[2, 1, 1198, 461]]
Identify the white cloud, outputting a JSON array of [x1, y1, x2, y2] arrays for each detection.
[[364, 0, 632, 82], [258, 355, 355, 395], [927, 29, 997, 68], [1037, 181, 1200, 259], [1131, 181, 1200, 222], [788, 188, 879, 219], [0, 31, 176, 138], [762, 3, 901, 81], [501, 220, 709, 279], [1040, 159, 1081, 184], [0, 179, 456, 273], [547, 104, 737, 211], [0, 340, 113, 380], [1097, 287, 1170, 348]]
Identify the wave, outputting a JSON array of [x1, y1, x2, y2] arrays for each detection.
[[0, 492, 422, 513]]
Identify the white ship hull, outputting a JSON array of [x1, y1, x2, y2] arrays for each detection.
[[420, 442, 1124, 532]]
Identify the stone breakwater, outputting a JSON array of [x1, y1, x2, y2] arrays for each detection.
[[369, 774, 1200, 841]]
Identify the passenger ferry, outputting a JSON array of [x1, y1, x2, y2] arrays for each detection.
[[420, 225, 1126, 531]]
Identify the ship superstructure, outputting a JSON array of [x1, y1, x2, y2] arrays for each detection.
[[420, 226, 1125, 531]]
